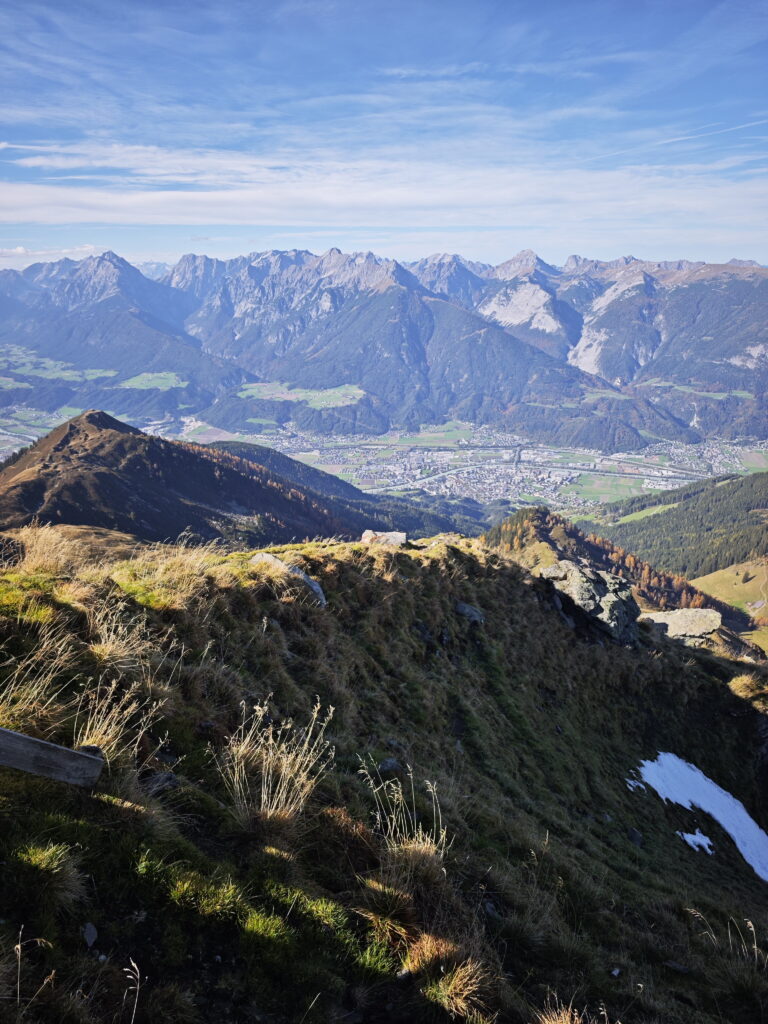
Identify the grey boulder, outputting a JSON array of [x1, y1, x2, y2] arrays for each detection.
[[250, 552, 327, 607], [539, 559, 639, 644]]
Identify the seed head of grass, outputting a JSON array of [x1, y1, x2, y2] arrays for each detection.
[[215, 697, 334, 833], [74, 679, 162, 767], [359, 759, 449, 896]]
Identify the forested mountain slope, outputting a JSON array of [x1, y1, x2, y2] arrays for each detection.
[[577, 472, 768, 578]]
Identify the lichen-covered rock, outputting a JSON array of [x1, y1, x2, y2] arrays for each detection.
[[361, 530, 407, 546], [642, 609, 722, 638], [539, 559, 639, 643]]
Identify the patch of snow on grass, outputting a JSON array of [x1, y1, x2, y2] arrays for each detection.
[[676, 828, 714, 854], [636, 752, 768, 881]]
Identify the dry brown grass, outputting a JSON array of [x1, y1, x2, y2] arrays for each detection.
[[215, 698, 335, 832], [359, 761, 449, 898], [86, 602, 156, 676], [109, 535, 225, 610], [531, 1002, 617, 1024], [0, 619, 79, 735], [74, 679, 162, 766], [423, 955, 494, 1019], [13, 522, 90, 576]]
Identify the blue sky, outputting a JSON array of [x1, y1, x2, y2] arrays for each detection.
[[1, 0, 766, 268]]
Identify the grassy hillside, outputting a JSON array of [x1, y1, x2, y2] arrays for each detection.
[[1, 524, 768, 1023], [692, 559, 768, 618], [578, 472, 768, 577]]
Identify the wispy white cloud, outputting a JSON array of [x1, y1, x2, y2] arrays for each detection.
[[0, 243, 101, 267], [381, 62, 489, 79], [0, 0, 766, 264]]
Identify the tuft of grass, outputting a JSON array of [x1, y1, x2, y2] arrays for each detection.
[[13, 521, 89, 576], [531, 1002, 618, 1024], [215, 698, 335, 832], [16, 842, 87, 914], [359, 760, 449, 897], [421, 954, 493, 1019], [74, 679, 161, 766], [109, 535, 223, 610], [0, 619, 78, 735], [86, 602, 156, 677]]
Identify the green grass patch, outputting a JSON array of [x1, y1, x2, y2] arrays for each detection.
[[583, 388, 632, 402], [561, 473, 649, 503], [392, 421, 474, 446], [119, 372, 189, 389], [238, 382, 365, 408], [742, 450, 768, 472], [691, 560, 768, 616], [0, 344, 116, 382], [615, 501, 679, 523], [637, 380, 754, 400], [744, 625, 768, 654]]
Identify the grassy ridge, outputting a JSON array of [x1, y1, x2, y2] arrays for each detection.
[[1, 525, 768, 1022]]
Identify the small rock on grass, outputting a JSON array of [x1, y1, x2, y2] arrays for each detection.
[[454, 601, 485, 624]]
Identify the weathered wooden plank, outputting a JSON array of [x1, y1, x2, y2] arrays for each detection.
[[0, 726, 104, 787]]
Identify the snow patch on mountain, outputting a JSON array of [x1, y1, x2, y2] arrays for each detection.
[[676, 828, 714, 854], [630, 751, 768, 882]]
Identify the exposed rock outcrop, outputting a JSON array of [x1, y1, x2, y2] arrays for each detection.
[[641, 608, 765, 661], [361, 530, 407, 546], [539, 559, 640, 644], [642, 609, 722, 638]]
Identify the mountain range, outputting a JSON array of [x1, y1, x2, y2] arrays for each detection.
[[0, 247, 765, 451]]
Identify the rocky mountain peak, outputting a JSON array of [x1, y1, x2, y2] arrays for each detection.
[[493, 249, 558, 280]]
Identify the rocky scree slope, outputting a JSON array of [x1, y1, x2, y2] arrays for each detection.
[[2, 527, 768, 1023]]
